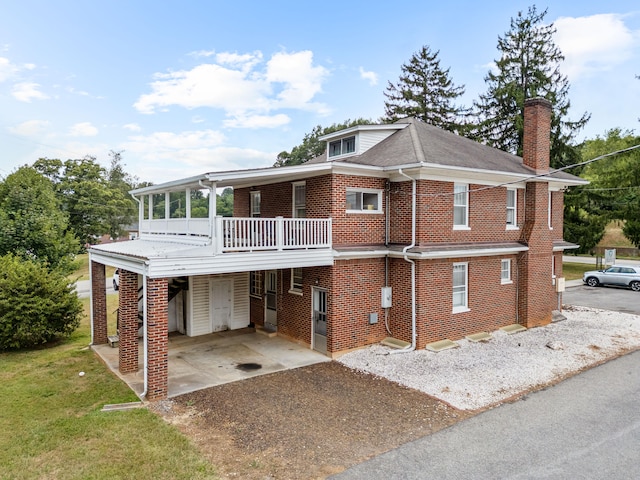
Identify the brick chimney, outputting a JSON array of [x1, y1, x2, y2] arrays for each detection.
[[522, 97, 552, 172], [518, 96, 555, 329]]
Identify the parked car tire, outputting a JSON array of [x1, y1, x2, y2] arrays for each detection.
[[631, 281, 640, 292], [586, 277, 600, 287], [113, 279, 119, 291]]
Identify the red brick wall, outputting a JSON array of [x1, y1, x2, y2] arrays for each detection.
[[329, 175, 387, 246], [519, 181, 555, 327], [90, 261, 108, 345], [146, 277, 169, 401], [118, 269, 139, 374], [523, 97, 552, 172]]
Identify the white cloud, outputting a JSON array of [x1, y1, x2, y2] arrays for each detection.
[[0, 57, 19, 81], [11, 82, 49, 102], [359, 67, 378, 86], [224, 113, 290, 129], [554, 13, 640, 80], [8, 119, 50, 136], [134, 49, 330, 122], [189, 49, 216, 58], [121, 129, 274, 182], [69, 122, 98, 137], [123, 123, 142, 132]]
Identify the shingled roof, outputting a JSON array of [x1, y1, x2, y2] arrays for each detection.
[[308, 118, 581, 182]]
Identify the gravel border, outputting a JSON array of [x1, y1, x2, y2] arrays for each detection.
[[337, 306, 640, 410]]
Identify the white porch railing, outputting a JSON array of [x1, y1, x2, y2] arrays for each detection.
[[139, 216, 332, 253], [216, 217, 332, 253]]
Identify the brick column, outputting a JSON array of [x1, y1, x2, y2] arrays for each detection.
[[91, 261, 108, 345], [146, 277, 169, 401], [119, 269, 139, 374]]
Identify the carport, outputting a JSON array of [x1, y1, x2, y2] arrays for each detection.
[[93, 328, 330, 398]]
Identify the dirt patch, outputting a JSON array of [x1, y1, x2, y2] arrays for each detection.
[[152, 362, 470, 479]]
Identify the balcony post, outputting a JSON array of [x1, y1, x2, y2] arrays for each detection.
[[276, 216, 284, 251], [214, 216, 223, 254]]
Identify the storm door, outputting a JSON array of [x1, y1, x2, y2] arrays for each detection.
[[312, 287, 327, 354], [265, 270, 277, 331]]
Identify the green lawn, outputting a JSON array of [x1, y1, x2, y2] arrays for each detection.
[[0, 297, 217, 480], [71, 253, 116, 281], [562, 262, 594, 281]]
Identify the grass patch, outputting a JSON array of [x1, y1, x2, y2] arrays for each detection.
[[0, 298, 217, 479], [562, 262, 595, 281], [70, 253, 116, 282]]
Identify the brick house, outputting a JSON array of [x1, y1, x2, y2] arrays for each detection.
[[89, 97, 586, 400]]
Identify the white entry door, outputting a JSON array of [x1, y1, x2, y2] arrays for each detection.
[[265, 270, 277, 331], [312, 287, 327, 354], [210, 278, 232, 332]]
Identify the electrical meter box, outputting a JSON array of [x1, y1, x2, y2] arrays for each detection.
[[381, 287, 392, 308]]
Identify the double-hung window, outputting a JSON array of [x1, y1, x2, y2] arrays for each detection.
[[346, 188, 382, 212], [452, 262, 469, 313], [250, 191, 261, 218], [501, 259, 512, 284], [453, 184, 469, 229], [292, 182, 306, 218], [506, 189, 517, 228], [290, 267, 303, 294]]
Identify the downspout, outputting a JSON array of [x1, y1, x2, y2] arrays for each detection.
[[140, 262, 149, 399], [389, 168, 417, 354], [384, 181, 391, 335]]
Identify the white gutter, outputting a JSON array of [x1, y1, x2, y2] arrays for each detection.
[[390, 168, 417, 354]]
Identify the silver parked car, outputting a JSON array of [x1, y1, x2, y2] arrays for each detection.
[[113, 269, 119, 291], [582, 265, 640, 291]]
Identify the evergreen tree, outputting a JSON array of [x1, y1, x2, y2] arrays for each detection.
[[274, 118, 372, 167], [472, 6, 590, 168], [383, 45, 468, 133]]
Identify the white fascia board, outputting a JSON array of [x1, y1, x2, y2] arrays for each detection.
[[130, 174, 210, 195], [319, 123, 409, 141], [554, 244, 579, 251], [388, 245, 530, 260], [205, 162, 334, 188], [89, 250, 147, 274], [146, 249, 334, 278]]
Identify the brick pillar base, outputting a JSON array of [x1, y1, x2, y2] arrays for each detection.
[[146, 277, 169, 401], [90, 261, 108, 345], [119, 269, 139, 374]]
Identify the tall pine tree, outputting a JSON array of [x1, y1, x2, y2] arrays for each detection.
[[383, 45, 468, 133], [473, 6, 590, 168]]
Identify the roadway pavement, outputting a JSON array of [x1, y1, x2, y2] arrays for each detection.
[[332, 349, 640, 479], [74, 278, 116, 298]]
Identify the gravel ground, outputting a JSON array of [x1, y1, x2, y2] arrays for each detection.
[[338, 306, 640, 410], [151, 306, 640, 479]]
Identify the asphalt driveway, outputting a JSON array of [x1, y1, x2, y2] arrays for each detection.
[[563, 284, 640, 315]]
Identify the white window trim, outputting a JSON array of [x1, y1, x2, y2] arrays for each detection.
[[346, 188, 383, 214], [453, 183, 470, 230], [292, 181, 306, 218], [289, 267, 303, 295], [328, 135, 357, 158], [249, 271, 262, 298], [506, 188, 519, 230], [501, 259, 512, 284], [250, 191, 261, 218], [548, 190, 553, 230], [452, 262, 470, 313]]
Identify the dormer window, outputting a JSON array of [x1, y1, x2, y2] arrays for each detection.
[[328, 135, 356, 158]]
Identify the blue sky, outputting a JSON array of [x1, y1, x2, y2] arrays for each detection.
[[1, 0, 639, 184]]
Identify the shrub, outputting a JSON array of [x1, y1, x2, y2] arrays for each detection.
[[0, 254, 82, 350]]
